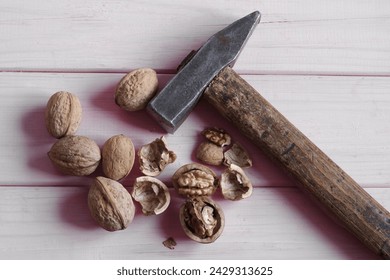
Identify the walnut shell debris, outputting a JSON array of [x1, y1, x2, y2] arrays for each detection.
[[88, 176, 135, 231], [223, 142, 252, 168], [47, 135, 101, 176], [102, 134, 135, 181], [196, 142, 223, 166], [202, 127, 231, 147], [220, 164, 253, 201], [179, 196, 224, 243], [132, 176, 171, 216], [115, 68, 158, 111], [45, 91, 82, 138], [138, 136, 177, 176], [172, 163, 218, 197]]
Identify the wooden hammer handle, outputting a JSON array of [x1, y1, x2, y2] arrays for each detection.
[[204, 66, 390, 258]]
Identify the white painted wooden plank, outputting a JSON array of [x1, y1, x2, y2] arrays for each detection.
[[0, 186, 388, 259], [0, 0, 389, 74], [1, 72, 389, 187]]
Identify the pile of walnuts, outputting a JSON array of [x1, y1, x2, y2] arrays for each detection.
[[44, 68, 253, 244]]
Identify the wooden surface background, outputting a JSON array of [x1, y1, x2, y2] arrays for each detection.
[[0, 0, 389, 260]]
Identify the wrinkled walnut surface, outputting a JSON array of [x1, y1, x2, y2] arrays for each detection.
[[47, 135, 101, 176], [179, 197, 224, 243], [196, 142, 223, 166], [138, 136, 176, 176], [220, 164, 253, 201], [102, 134, 135, 181], [115, 68, 158, 111], [45, 91, 82, 139], [172, 163, 218, 197], [88, 176, 135, 231], [223, 142, 252, 168], [132, 176, 170, 215]]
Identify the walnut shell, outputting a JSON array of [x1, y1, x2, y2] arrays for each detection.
[[45, 91, 82, 138], [223, 142, 252, 168], [47, 135, 101, 176], [172, 163, 218, 197], [132, 176, 170, 215], [115, 68, 158, 111], [220, 164, 253, 201], [138, 136, 176, 176], [196, 142, 223, 166], [179, 196, 224, 243], [102, 134, 135, 181], [202, 127, 231, 147], [88, 176, 135, 231]]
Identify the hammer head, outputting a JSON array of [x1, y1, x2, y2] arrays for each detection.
[[147, 11, 261, 133]]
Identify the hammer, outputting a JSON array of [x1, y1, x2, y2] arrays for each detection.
[[147, 11, 390, 258]]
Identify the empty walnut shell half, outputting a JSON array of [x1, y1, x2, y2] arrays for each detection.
[[220, 164, 253, 201], [132, 176, 170, 216], [88, 176, 135, 231], [179, 196, 225, 243], [172, 163, 218, 197], [202, 127, 231, 147], [223, 142, 252, 168], [138, 136, 177, 176]]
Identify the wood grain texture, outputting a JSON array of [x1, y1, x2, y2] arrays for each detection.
[[0, 0, 389, 260], [0, 0, 389, 74], [204, 67, 390, 258]]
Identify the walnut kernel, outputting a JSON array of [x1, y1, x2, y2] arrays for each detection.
[[202, 127, 231, 147], [172, 163, 218, 197]]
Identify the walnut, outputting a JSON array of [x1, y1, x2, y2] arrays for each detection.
[[220, 164, 253, 201], [47, 135, 101, 176], [172, 163, 218, 197], [102, 134, 135, 181], [202, 127, 231, 147], [115, 68, 158, 111], [132, 176, 170, 215], [196, 142, 223, 166], [223, 142, 252, 168], [179, 197, 224, 243], [88, 176, 135, 231], [138, 136, 176, 176], [45, 91, 82, 138]]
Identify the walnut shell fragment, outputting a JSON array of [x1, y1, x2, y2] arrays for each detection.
[[202, 127, 231, 147], [196, 142, 223, 166], [45, 91, 82, 138], [115, 68, 158, 111], [132, 176, 170, 215], [220, 164, 253, 201], [172, 163, 218, 197], [47, 135, 101, 176], [102, 134, 135, 181], [223, 142, 252, 168], [138, 136, 176, 176], [179, 197, 224, 243], [88, 176, 135, 231]]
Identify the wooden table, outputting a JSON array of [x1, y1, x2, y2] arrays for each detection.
[[0, 0, 389, 260]]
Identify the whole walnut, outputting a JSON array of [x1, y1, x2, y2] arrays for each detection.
[[88, 176, 135, 231], [115, 68, 158, 111], [47, 135, 101, 176], [102, 134, 135, 181], [196, 142, 224, 166], [45, 91, 82, 138]]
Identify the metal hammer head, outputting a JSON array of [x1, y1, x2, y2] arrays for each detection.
[[147, 11, 261, 133]]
